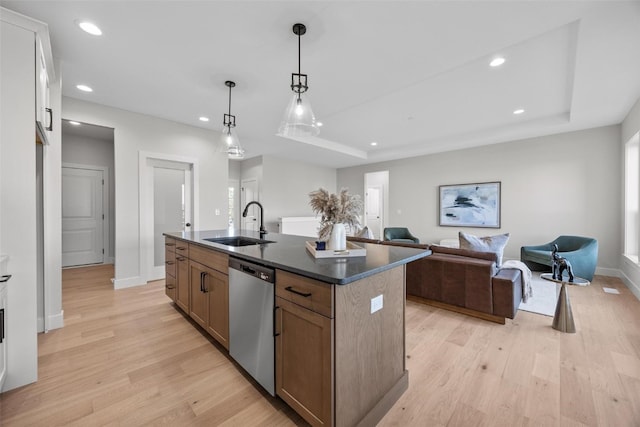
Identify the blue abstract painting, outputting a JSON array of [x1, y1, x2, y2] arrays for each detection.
[[439, 182, 501, 228]]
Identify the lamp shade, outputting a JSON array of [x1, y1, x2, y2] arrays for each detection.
[[277, 93, 320, 138], [221, 125, 244, 159]]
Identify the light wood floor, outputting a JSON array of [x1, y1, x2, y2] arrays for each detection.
[[1, 266, 639, 426]]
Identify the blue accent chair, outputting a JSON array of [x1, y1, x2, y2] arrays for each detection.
[[520, 235, 598, 281], [383, 227, 419, 244]]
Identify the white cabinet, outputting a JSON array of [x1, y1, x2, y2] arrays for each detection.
[[35, 36, 52, 144], [0, 269, 9, 392]]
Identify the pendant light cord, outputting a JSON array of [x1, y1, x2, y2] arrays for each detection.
[[228, 84, 232, 118]]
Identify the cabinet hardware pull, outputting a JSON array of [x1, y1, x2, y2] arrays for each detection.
[[176, 246, 186, 250], [285, 286, 312, 297], [273, 306, 280, 337], [200, 271, 205, 292], [0, 308, 4, 343], [176, 256, 186, 261], [165, 261, 175, 265], [203, 272, 208, 292], [165, 243, 175, 247], [0, 274, 11, 283], [166, 285, 175, 290], [45, 108, 53, 131]]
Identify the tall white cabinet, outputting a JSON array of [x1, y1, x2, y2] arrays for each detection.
[[0, 8, 61, 392]]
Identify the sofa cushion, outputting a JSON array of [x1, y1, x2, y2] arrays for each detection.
[[459, 232, 509, 267]]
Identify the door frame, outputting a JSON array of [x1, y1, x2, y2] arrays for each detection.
[[364, 171, 389, 239], [240, 178, 259, 231], [139, 151, 199, 283], [61, 162, 110, 267]]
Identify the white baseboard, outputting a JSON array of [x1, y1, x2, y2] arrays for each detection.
[[47, 310, 64, 330], [620, 270, 640, 301], [113, 276, 146, 289], [595, 267, 620, 277]]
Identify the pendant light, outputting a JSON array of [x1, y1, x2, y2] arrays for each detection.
[[277, 23, 320, 138], [221, 80, 245, 159]]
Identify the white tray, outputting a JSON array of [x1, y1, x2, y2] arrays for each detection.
[[305, 241, 366, 258]]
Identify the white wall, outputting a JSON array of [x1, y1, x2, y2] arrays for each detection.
[[62, 131, 115, 260], [621, 96, 640, 299], [238, 155, 336, 233], [63, 97, 228, 287], [338, 126, 621, 271]]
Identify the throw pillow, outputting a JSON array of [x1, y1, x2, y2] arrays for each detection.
[[458, 231, 510, 267], [356, 226, 374, 239]]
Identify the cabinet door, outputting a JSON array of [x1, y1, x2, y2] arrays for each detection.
[[175, 255, 189, 312], [205, 269, 229, 350], [275, 297, 333, 427], [189, 262, 209, 329]]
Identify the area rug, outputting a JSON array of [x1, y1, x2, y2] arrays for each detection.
[[518, 273, 560, 317]]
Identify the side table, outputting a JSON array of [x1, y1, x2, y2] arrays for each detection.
[[541, 273, 590, 333]]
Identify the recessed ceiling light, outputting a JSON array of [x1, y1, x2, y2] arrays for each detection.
[[77, 21, 102, 36], [513, 109, 525, 115], [490, 57, 505, 67], [199, 116, 210, 122], [316, 122, 323, 127], [370, 142, 378, 146], [68, 121, 81, 126], [76, 84, 93, 92]]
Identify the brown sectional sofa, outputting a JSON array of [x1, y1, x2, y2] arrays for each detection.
[[348, 237, 522, 324]]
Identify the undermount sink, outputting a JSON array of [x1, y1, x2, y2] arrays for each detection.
[[204, 236, 275, 247]]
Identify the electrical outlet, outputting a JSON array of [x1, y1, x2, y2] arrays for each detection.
[[371, 294, 383, 314], [215, 209, 220, 215]]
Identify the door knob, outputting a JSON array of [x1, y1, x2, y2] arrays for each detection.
[[185, 223, 191, 227]]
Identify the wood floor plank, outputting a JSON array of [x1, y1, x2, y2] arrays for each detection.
[[1, 265, 639, 426]]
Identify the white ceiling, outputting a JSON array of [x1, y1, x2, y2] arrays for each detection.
[[3, 1, 640, 168]]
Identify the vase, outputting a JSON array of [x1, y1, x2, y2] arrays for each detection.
[[328, 223, 347, 251]]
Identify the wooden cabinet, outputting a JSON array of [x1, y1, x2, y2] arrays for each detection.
[[164, 238, 176, 301], [275, 271, 334, 427], [175, 254, 189, 313], [165, 237, 229, 349], [188, 259, 229, 349]]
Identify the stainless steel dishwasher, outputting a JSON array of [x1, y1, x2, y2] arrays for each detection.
[[228, 257, 275, 396]]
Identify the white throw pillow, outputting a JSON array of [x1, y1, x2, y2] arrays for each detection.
[[356, 226, 374, 239], [459, 231, 510, 267]]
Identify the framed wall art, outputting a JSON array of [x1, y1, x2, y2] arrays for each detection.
[[439, 181, 501, 228]]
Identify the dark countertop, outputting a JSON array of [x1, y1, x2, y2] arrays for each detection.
[[164, 229, 430, 285]]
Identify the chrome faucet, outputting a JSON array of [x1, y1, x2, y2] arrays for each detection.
[[242, 201, 267, 238]]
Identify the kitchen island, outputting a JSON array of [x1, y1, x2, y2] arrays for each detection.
[[163, 229, 430, 427]]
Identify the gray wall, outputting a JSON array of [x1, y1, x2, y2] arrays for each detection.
[[262, 155, 337, 232], [63, 97, 228, 287], [62, 131, 115, 260], [338, 125, 621, 270]]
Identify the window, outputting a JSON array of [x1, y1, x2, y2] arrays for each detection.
[[228, 186, 235, 226], [624, 132, 640, 262]]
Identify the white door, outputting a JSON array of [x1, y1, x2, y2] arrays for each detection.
[[241, 179, 258, 232], [62, 167, 104, 267], [148, 160, 193, 281], [366, 186, 383, 239]]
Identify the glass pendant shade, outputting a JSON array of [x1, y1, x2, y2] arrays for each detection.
[[221, 125, 244, 159], [278, 93, 320, 138]]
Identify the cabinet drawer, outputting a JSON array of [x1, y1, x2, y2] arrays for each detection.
[[175, 241, 189, 258], [276, 270, 333, 318], [165, 247, 176, 277], [165, 237, 176, 253], [165, 274, 176, 301], [189, 244, 228, 274]]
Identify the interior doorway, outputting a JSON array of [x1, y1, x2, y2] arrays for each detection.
[[140, 153, 199, 282], [61, 165, 106, 267], [364, 171, 389, 239]]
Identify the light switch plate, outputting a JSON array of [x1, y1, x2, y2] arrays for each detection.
[[371, 294, 383, 314]]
